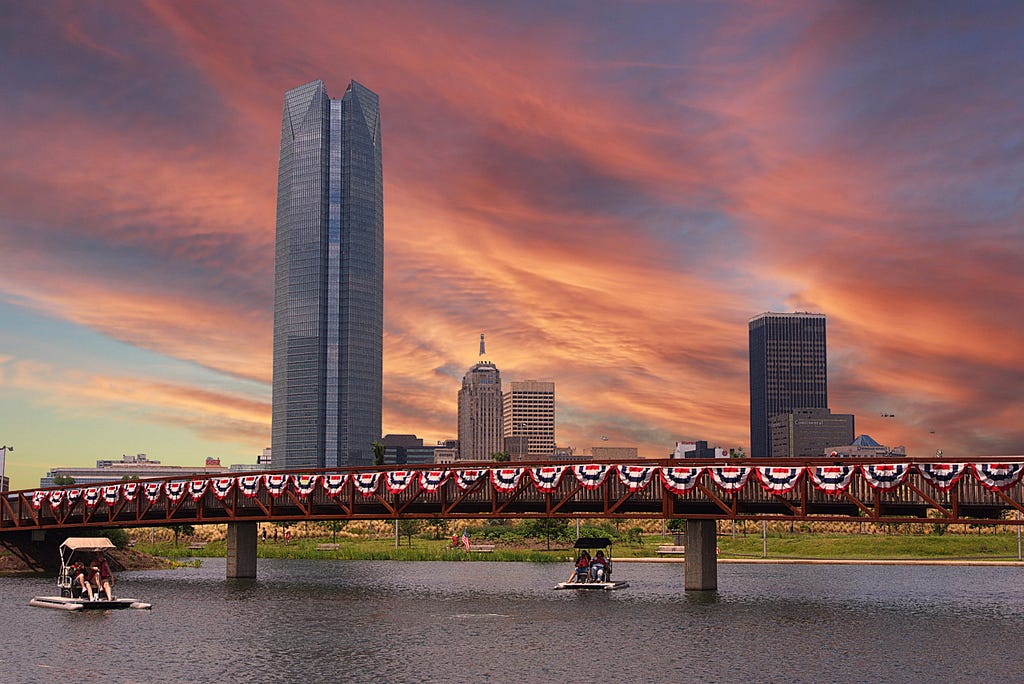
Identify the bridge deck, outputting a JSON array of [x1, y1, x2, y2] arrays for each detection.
[[3, 458, 1024, 533]]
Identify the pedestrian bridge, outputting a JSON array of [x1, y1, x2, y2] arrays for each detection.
[[4, 457, 1023, 589]]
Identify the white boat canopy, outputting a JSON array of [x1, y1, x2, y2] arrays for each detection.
[[60, 537, 117, 552]]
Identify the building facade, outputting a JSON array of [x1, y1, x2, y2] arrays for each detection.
[[40, 454, 229, 487], [769, 408, 855, 458], [502, 380, 556, 458], [458, 362, 504, 460], [381, 434, 438, 465], [271, 79, 384, 469], [749, 312, 828, 458]]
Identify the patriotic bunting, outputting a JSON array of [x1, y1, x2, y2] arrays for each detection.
[[530, 466, 567, 493], [491, 468, 526, 492], [385, 470, 416, 494], [188, 479, 208, 501], [453, 469, 485, 490], [617, 465, 656, 492], [419, 470, 449, 492], [709, 466, 751, 492], [973, 463, 1024, 492], [660, 467, 704, 494], [238, 475, 261, 498], [917, 463, 967, 492], [103, 485, 120, 506], [65, 488, 82, 505], [165, 481, 187, 503], [756, 467, 804, 494], [810, 465, 856, 494], [211, 477, 235, 500], [321, 474, 348, 497], [861, 464, 910, 490], [293, 474, 320, 498], [263, 474, 289, 498], [143, 482, 163, 502], [84, 487, 101, 508], [31, 490, 46, 510], [48, 490, 64, 510], [352, 472, 380, 497], [122, 482, 140, 501], [573, 464, 611, 490]]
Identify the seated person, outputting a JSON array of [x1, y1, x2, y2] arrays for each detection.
[[89, 553, 114, 601], [69, 560, 93, 600], [589, 550, 611, 582], [571, 551, 591, 582]]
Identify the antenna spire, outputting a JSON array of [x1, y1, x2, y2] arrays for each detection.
[[479, 333, 486, 357]]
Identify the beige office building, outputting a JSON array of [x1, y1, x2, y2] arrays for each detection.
[[458, 361, 504, 460], [503, 380, 556, 459]]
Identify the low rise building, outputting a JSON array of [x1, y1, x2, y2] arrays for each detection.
[[770, 408, 855, 458]]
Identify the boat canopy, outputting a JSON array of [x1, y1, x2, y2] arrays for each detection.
[[60, 537, 117, 552], [573, 537, 612, 549]]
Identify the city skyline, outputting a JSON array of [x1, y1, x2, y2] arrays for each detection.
[[2, 2, 1023, 487]]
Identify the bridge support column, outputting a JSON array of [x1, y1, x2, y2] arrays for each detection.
[[684, 519, 717, 591], [226, 522, 257, 579]]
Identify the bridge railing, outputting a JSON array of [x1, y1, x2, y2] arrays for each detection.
[[3, 457, 1024, 532]]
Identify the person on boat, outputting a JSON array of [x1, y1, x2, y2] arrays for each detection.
[[70, 560, 93, 600], [89, 553, 114, 601], [570, 551, 591, 583], [589, 550, 611, 582]]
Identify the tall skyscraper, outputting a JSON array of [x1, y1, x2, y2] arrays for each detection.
[[271, 79, 383, 469], [748, 312, 827, 458], [503, 380, 556, 459], [458, 361, 504, 460]]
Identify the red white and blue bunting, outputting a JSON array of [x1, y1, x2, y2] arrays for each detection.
[[531, 466, 567, 493], [385, 471, 416, 494], [352, 472, 380, 497], [917, 463, 967, 492], [188, 479, 208, 501], [709, 466, 751, 492], [238, 475, 261, 498], [103, 485, 120, 506], [66, 488, 82, 505], [293, 474, 319, 498], [419, 470, 449, 492], [810, 465, 856, 494], [48, 490, 64, 510], [617, 465, 656, 492], [84, 487, 101, 508], [143, 482, 163, 502], [491, 468, 526, 492], [861, 464, 910, 490], [263, 474, 289, 498], [165, 481, 187, 503], [122, 482, 140, 502], [453, 469, 485, 490], [573, 464, 611, 490], [660, 467, 703, 494], [211, 477, 235, 500], [321, 474, 348, 497], [757, 467, 803, 494], [972, 463, 1024, 492]]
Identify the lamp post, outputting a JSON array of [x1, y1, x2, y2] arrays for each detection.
[[0, 445, 11, 490]]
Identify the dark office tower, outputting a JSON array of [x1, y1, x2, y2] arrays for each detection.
[[749, 313, 827, 458], [271, 80, 383, 469]]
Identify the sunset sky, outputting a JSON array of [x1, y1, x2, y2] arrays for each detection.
[[2, 1, 1022, 488]]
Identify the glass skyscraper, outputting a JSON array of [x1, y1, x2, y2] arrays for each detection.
[[748, 312, 827, 458], [271, 80, 383, 468]]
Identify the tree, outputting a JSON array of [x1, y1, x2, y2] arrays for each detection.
[[53, 474, 75, 485], [491, 451, 511, 462], [121, 475, 140, 481], [170, 524, 195, 546], [319, 520, 347, 542], [397, 519, 421, 546], [372, 441, 386, 466]]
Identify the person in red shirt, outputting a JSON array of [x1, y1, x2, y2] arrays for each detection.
[[69, 560, 93, 600], [589, 550, 611, 582], [570, 551, 591, 583], [89, 553, 114, 601]]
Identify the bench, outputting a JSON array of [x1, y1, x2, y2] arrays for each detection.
[[656, 545, 686, 555], [187, 542, 206, 550], [467, 544, 495, 553], [315, 543, 340, 551]]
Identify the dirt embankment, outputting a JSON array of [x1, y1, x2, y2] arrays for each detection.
[[0, 545, 173, 576]]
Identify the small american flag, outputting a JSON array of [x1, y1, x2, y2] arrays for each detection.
[[461, 531, 471, 551]]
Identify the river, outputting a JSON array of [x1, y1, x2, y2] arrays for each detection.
[[2, 559, 1023, 683]]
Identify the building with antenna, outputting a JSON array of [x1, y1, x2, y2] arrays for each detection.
[[457, 334, 504, 460]]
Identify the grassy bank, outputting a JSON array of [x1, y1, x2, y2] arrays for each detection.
[[132, 531, 1024, 563]]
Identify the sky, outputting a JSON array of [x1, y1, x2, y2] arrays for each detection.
[[1, 0, 1023, 489]]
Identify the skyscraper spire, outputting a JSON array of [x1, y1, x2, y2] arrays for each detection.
[[479, 333, 486, 357]]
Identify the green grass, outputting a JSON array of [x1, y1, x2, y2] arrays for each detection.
[[132, 532, 1024, 563]]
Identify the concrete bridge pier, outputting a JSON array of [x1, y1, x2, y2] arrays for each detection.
[[226, 522, 257, 579], [684, 519, 717, 591]]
